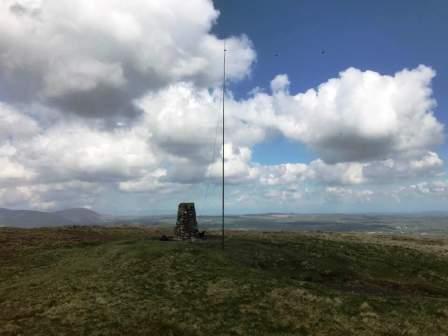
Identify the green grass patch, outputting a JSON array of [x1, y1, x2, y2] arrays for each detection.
[[1, 228, 448, 335]]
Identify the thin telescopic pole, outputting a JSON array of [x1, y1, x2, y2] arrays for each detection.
[[222, 43, 226, 250]]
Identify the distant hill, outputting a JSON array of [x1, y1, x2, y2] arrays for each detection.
[[0, 208, 104, 228], [53, 208, 103, 225]]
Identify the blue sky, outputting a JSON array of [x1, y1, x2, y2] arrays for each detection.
[[0, 0, 446, 214], [213, 0, 448, 165]]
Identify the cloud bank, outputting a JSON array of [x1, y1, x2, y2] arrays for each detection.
[[0, 0, 445, 212], [0, 0, 255, 119]]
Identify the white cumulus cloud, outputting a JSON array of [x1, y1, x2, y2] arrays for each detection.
[[0, 0, 255, 118], [267, 66, 443, 163], [0, 0, 445, 212]]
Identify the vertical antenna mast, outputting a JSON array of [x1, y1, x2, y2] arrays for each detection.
[[222, 42, 226, 250]]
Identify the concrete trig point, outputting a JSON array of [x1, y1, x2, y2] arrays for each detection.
[[174, 202, 199, 240]]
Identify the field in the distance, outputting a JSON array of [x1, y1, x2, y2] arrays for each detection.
[[123, 213, 448, 235], [1, 227, 448, 335]]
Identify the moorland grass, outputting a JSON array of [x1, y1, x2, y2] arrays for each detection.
[[1, 227, 448, 335]]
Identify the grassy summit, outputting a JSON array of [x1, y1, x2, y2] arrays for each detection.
[[1, 227, 448, 335]]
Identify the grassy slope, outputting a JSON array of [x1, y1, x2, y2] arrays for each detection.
[[1, 227, 448, 336]]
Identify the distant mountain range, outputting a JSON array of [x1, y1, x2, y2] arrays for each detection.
[[0, 208, 104, 228], [1, 208, 447, 231]]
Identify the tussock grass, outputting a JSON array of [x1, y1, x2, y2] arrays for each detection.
[[1, 227, 448, 335]]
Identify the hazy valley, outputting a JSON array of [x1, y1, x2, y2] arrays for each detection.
[[2, 208, 447, 236]]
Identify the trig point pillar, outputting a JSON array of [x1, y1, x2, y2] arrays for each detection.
[[174, 202, 199, 240]]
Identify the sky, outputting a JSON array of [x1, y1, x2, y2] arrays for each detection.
[[0, 0, 446, 215]]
